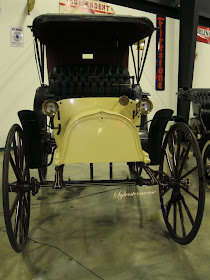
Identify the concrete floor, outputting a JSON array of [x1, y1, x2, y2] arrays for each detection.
[[0, 151, 210, 280]]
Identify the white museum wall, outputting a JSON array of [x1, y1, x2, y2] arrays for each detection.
[[189, 41, 210, 119], [193, 41, 210, 88], [0, 0, 180, 147], [113, 4, 180, 121]]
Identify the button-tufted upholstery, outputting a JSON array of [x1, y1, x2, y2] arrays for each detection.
[[178, 88, 210, 130], [188, 89, 210, 130], [189, 89, 210, 109], [48, 64, 132, 99], [180, 89, 210, 109]]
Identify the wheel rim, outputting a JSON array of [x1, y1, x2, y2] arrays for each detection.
[[159, 123, 205, 244], [2, 124, 31, 252]]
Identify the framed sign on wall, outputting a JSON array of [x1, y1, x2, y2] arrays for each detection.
[[59, 0, 115, 15], [156, 15, 166, 91], [11, 27, 24, 47], [197, 25, 210, 44]]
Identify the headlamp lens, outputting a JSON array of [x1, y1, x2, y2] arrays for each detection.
[[42, 99, 59, 117], [137, 98, 153, 115]]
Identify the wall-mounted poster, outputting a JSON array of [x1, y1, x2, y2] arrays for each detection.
[[156, 15, 166, 91], [59, 0, 115, 15], [197, 25, 210, 44], [11, 27, 24, 47]]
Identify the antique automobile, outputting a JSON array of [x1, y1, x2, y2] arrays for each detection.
[[2, 13, 205, 252]]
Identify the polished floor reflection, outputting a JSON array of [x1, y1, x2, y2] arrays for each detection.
[[0, 152, 210, 280]]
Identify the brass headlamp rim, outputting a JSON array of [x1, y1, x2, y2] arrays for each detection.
[[136, 97, 153, 115], [42, 99, 59, 117]]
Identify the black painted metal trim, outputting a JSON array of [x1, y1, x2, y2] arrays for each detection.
[[177, 0, 199, 123], [105, 0, 179, 19]]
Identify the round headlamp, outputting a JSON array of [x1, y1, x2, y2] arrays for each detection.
[[42, 99, 59, 117], [137, 98, 153, 115]]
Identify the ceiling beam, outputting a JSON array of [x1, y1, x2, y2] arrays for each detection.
[[107, 0, 210, 27], [105, 0, 179, 19]]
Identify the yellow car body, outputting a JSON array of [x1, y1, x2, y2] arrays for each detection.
[[53, 97, 150, 166]]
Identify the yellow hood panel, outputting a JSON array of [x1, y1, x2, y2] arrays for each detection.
[[54, 107, 150, 165]]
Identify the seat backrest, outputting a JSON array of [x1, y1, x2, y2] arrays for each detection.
[[48, 64, 132, 99], [189, 90, 210, 130], [188, 89, 210, 109]]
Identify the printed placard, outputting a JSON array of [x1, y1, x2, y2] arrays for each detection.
[[59, 0, 115, 15], [11, 27, 24, 47], [197, 25, 210, 44]]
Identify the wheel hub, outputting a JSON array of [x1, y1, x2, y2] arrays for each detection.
[[169, 178, 183, 200], [169, 177, 180, 189]]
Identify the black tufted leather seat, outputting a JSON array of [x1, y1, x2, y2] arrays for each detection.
[[178, 88, 210, 108], [189, 89, 210, 109], [188, 89, 210, 130], [48, 64, 132, 99]]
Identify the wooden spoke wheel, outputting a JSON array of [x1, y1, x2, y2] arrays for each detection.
[[202, 140, 210, 186], [2, 124, 31, 252], [159, 123, 205, 245]]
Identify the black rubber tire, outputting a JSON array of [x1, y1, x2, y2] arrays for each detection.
[[202, 140, 210, 188], [2, 124, 31, 252], [38, 166, 47, 182], [159, 122, 205, 245], [38, 150, 48, 182]]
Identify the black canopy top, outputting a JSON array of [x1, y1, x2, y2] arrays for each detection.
[[32, 14, 155, 46]]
